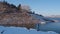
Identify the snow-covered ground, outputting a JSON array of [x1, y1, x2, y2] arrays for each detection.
[[0, 26, 58, 34]]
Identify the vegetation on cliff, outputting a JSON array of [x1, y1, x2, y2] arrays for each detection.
[[0, 1, 40, 29]]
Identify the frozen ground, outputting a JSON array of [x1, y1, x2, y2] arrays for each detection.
[[0, 26, 58, 34]]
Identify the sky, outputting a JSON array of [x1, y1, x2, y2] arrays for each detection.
[[0, 0, 60, 16]]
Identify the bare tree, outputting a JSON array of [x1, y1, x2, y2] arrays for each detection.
[[21, 4, 31, 11]]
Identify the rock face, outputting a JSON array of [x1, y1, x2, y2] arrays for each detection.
[[0, 1, 40, 29]]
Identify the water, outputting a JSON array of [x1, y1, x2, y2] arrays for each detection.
[[35, 22, 60, 34]]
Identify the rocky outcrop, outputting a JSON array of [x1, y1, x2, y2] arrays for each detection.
[[0, 1, 40, 29], [0, 1, 55, 29]]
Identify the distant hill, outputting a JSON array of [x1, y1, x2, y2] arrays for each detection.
[[45, 15, 60, 22], [46, 15, 60, 18]]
